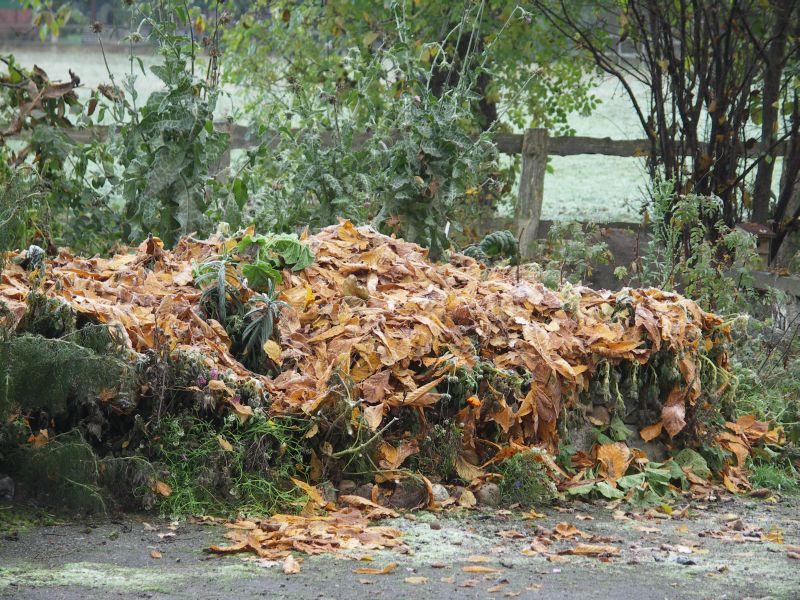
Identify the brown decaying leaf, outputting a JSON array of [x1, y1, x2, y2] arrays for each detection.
[[151, 480, 172, 497], [639, 422, 663, 442], [467, 555, 491, 563], [561, 543, 620, 556], [353, 562, 398, 575], [462, 565, 501, 573], [283, 554, 301, 574], [290, 477, 328, 507], [216, 435, 234, 452], [458, 489, 477, 508]]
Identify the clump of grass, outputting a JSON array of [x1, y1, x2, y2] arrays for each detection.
[[0, 505, 60, 536], [496, 451, 557, 508], [748, 460, 799, 494], [152, 414, 309, 517]]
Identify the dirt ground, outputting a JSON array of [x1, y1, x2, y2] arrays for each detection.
[[1, 495, 799, 600]]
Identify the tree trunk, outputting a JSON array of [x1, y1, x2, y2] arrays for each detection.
[[752, 0, 793, 224]]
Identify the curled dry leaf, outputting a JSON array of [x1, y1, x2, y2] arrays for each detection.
[[151, 480, 172, 497], [639, 422, 663, 442], [290, 477, 327, 507], [353, 562, 398, 575], [216, 435, 234, 452], [552, 522, 591, 540], [463, 565, 502, 574], [338, 495, 399, 519], [467, 555, 492, 563], [458, 489, 477, 508], [562, 543, 621, 556], [282, 554, 301, 574], [263, 339, 282, 362]]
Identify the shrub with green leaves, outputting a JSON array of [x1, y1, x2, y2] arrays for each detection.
[[1, 1, 239, 253], [0, 330, 129, 421], [635, 181, 764, 313], [530, 221, 612, 288], [248, 5, 503, 259]]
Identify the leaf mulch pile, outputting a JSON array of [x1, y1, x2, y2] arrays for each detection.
[[3, 221, 727, 438], [0, 221, 782, 522]]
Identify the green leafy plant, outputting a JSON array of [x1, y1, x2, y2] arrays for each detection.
[[193, 258, 244, 326], [415, 423, 464, 482], [531, 221, 612, 288], [153, 414, 308, 516], [462, 230, 519, 263], [496, 450, 557, 507], [1, 2, 242, 253], [247, 4, 504, 259], [94, 2, 231, 247], [225, 0, 598, 135], [237, 232, 315, 288], [241, 286, 288, 372], [635, 181, 765, 313], [192, 230, 312, 372]]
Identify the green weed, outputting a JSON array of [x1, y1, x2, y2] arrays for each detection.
[[152, 414, 309, 517], [748, 460, 800, 494], [496, 451, 557, 508]]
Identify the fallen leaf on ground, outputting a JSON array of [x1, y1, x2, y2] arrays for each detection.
[[498, 529, 526, 539], [467, 555, 492, 563], [151, 480, 172, 497], [552, 522, 590, 540], [353, 562, 398, 575], [458, 489, 477, 508], [562, 543, 620, 556], [216, 435, 234, 452], [283, 554, 301, 574], [462, 565, 501, 573]]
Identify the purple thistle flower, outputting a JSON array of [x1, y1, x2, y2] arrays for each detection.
[[197, 375, 207, 387], [210, 369, 220, 380]]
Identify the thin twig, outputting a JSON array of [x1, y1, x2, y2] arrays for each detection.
[[329, 417, 398, 459]]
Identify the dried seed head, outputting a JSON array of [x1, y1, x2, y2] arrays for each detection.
[[91, 21, 103, 33]]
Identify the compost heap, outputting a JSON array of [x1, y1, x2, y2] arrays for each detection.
[[0, 221, 774, 502]]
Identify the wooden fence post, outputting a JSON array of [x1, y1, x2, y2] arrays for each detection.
[[516, 128, 548, 258]]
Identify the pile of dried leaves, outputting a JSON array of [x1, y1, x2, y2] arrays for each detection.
[[0, 221, 779, 506]]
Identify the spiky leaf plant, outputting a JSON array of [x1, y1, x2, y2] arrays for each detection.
[[193, 257, 244, 325], [241, 282, 288, 372]]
